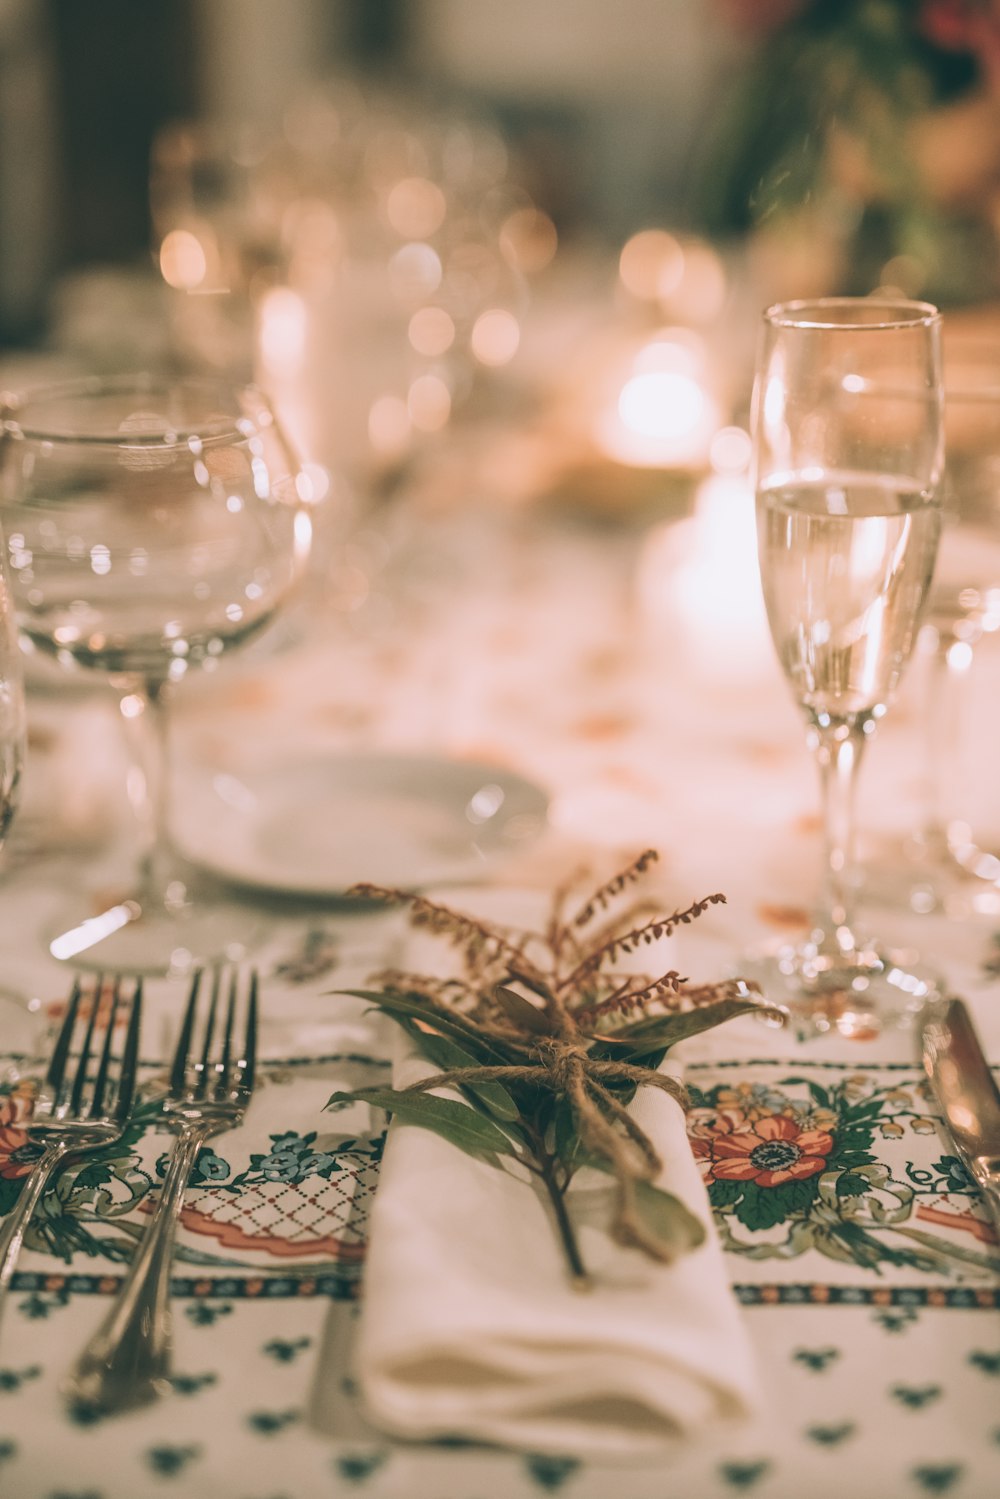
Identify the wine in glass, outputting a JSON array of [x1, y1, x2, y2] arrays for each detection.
[[0, 374, 312, 975], [748, 298, 944, 1038]]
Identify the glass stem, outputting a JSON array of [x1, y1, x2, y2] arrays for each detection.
[[117, 678, 175, 904], [920, 625, 970, 858], [810, 715, 870, 953]]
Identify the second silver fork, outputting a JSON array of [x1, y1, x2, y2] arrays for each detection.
[[65, 964, 258, 1413]]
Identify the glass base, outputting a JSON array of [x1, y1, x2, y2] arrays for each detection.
[[865, 828, 1000, 921], [45, 875, 270, 978], [904, 862, 1000, 922], [739, 934, 941, 1042]]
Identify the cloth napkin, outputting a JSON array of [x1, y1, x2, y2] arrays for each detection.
[[353, 1025, 760, 1459]]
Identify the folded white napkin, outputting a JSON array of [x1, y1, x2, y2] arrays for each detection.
[[354, 1029, 760, 1458]]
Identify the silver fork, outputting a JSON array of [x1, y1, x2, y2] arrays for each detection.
[[65, 964, 257, 1413], [0, 974, 143, 1326]]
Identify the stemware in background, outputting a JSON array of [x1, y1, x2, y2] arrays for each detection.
[[0, 533, 27, 1044], [151, 81, 551, 488], [902, 339, 1000, 916], [747, 298, 944, 1039], [150, 118, 302, 381], [0, 374, 312, 975], [148, 92, 545, 659]]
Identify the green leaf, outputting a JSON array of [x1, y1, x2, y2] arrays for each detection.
[[779, 1079, 839, 1115], [833, 1129, 876, 1151], [843, 1100, 884, 1121], [598, 998, 771, 1062], [828, 1220, 902, 1270], [786, 1175, 823, 1212], [574, 1151, 706, 1256], [325, 1086, 518, 1163], [708, 1178, 744, 1208], [494, 985, 553, 1035], [340, 989, 515, 1062], [0, 1174, 22, 1218], [733, 1176, 820, 1232], [827, 1149, 876, 1172], [734, 1182, 782, 1232], [836, 1173, 871, 1199], [398, 1020, 521, 1122], [71, 1161, 115, 1190], [632, 1180, 705, 1255]]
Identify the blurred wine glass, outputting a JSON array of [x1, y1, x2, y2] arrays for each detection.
[[904, 338, 1000, 914], [150, 119, 295, 379], [0, 527, 27, 1044], [0, 374, 312, 975], [151, 84, 549, 485]]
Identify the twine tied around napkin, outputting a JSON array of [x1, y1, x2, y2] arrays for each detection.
[[324, 862, 767, 1457], [349, 1029, 760, 1458]]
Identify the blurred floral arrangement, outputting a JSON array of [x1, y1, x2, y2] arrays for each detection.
[[701, 0, 1000, 303]]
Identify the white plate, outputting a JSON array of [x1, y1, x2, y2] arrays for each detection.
[[172, 752, 549, 896]]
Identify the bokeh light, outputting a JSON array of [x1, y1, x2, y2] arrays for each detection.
[[470, 308, 520, 367]]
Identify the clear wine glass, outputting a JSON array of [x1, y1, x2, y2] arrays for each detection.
[[0, 539, 27, 1049], [901, 338, 1000, 916], [746, 298, 944, 1039], [0, 374, 312, 975]]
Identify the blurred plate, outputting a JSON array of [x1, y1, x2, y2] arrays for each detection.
[[172, 752, 549, 896]]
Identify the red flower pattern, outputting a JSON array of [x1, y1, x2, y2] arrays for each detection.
[[689, 1106, 834, 1188], [0, 1091, 36, 1181]]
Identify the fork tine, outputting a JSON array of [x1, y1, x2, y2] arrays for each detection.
[[45, 975, 83, 1097], [170, 969, 202, 1095], [68, 975, 103, 1116], [241, 969, 258, 1096], [114, 979, 143, 1123], [195, 966, 222, 1100], [88, 975, 122, 1120], [215, 968, 237, 1100]]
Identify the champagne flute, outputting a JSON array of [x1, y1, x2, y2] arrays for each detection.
[[0, 374, 312, 975], [747, 298, 944, 1039]]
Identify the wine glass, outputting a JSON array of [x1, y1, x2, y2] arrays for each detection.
[[0, 374, 312, 975], [747, 298, 944, 1039], [900, 338, 1000, 916], [0, 540, 27, 1051]]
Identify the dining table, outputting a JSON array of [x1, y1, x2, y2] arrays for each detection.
[[2, 257, 1000, 1499]]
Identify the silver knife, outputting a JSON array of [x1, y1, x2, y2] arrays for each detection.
[[920, 996, 1000, 1245]]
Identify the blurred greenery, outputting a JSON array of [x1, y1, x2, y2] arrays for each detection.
[[697, 0, 997, 304]]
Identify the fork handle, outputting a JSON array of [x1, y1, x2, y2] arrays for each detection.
[[64, 1120, 214, 1411], [0, 1140, 71, 1324]]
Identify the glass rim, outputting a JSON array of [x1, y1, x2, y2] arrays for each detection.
[[764, 297, 941, 332], [0, 372, 272, 447]]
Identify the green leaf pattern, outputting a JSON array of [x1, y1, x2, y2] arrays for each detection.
[[687, 1070, 1000, 1277]]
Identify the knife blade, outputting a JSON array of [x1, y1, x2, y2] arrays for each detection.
[[920, 996, 1000, 1245]]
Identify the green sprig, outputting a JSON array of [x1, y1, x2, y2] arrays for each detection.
[[329, 851, 781, 1285]]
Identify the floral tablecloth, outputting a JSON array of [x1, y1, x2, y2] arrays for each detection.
[[1, 390, 1000, 1496], [1, 903, 999, 1499]]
